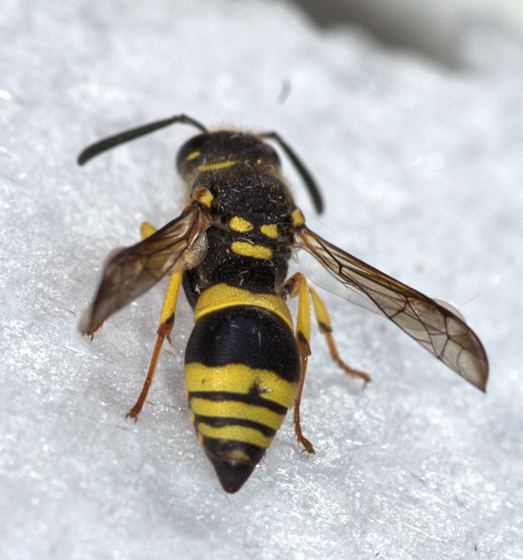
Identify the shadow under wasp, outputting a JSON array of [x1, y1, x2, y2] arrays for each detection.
[[78, 114, 488, 493]]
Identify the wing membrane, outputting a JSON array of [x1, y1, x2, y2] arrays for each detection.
[[80, 204, 210, 335], [297, 226, 489, 391]]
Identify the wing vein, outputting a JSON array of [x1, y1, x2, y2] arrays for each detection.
[[296, 226, 488, 391]]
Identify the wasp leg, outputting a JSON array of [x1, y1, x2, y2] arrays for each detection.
[[285, 273, 315, 454], [126, 222, 183, 420], [139, 221, 157, 240], [309, 286, 371, 385]]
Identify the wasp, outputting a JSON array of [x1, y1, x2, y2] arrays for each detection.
[[78, 114, 489, 493]]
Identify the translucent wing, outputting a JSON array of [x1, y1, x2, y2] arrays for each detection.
[[80, 204, 210, 335], [296, 226, 489, 391]]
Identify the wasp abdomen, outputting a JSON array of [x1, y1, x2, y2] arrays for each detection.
[[184, 284, 300, 493]]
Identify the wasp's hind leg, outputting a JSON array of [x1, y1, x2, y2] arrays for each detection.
[[285, 273, 315, 454], [309, 286, 371, 385], [285, 273, 371, 452], [126, 222, 183, 420]]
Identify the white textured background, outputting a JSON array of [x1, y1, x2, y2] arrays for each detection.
[[295, 0, 523, 64], [1, 2, 521, 559]]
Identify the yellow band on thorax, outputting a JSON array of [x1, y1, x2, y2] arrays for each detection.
[[194, 283, 293, 331], [198, 160, 239, 172], [231, 241, 272, 260]]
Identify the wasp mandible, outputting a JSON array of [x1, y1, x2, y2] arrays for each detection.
[[79, 114, 488, 493]]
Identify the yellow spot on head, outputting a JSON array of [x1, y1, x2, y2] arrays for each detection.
[[186, 150, 200, 161], [229, 216, 253, 233], [198, 160, 239, 172], [291, 208, 305, 227], [260, 224, 279, 239], [231, 241, 272, 260]]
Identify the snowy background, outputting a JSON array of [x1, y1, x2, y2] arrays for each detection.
[[1, 1, 522, 559], [297, 0, 523, 65]]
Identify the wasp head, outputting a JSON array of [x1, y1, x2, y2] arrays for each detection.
[[176, 131, 281, 179]]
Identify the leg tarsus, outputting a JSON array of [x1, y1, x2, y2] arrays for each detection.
[[293, 334, 315, 454], [324, 330, 371, 386], [126, 321, 172, 421], [126, 269, 182, 419], [309, 285, 371, 387], [294, 413, 315, 454], [124, 225, 181, 420]]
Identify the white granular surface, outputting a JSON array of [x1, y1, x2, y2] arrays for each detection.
[[0, 2, 521, 559]]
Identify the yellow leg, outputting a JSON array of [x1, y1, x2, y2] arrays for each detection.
[[309, 287, 371, 385], [286, 273, 315, 454], [126, 222, 183, 420], [140, 221, 157, 239], [284, 273, 371, 452]]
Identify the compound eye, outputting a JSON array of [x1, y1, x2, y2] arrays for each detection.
[[176, 134, 207, 173]]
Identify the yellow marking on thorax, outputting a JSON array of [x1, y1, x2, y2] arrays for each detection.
[[185, 363, 298, 408], [291, 208, 305, 227], [229, 216, 253, 233], [186, 150, 200, 161], [260, 224, 279, 239], [231, 241, 272, 260], [193, 186, 214, 208], [198, 160, 239, 172], [197, 423, 272, 448], [194, 283, 293, 331], [190, 398, 285, 430]]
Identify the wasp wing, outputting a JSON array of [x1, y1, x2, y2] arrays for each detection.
[[296, 226, 488, 391], [80, 204, 210, 335]]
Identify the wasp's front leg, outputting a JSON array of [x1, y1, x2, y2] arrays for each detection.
[[126, 222, 183, 420]]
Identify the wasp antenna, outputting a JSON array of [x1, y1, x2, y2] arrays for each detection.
[[260, 131, 324, 214], [78, 114, 208, 166]]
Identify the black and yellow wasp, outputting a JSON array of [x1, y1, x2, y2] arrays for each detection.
[[79, 114, 488, 493]]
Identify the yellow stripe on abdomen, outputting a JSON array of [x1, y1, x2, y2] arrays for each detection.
[[186, 363, 295, 449], [197, 423, 272, 449], [185, 363, 297, 408], [190, 397, 285, 430]]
